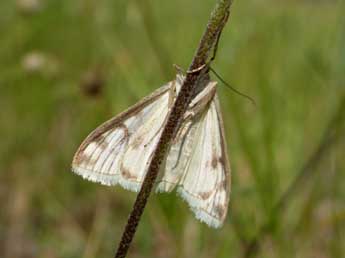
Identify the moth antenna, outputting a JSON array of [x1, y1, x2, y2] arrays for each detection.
[[210, 67, 256, 106], [209, 9, 229, 63], [173, 64, 185, 75]]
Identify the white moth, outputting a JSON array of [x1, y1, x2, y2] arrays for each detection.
[[72, 72, 231, 228]]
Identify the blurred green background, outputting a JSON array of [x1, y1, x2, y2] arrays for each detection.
[[1, 0, 344, 257]]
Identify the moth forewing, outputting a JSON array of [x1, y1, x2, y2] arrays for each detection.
[[157, 81, 230, 228], [180, 97, 229, 228], [156, 81, 218, 193], [72, 79, 177, 188]]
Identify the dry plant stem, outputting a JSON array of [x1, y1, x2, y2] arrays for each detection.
[[114, 1, 233, 258], [242, 93, 345, 258]]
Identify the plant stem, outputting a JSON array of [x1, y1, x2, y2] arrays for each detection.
[[114, 1, 233, 257]]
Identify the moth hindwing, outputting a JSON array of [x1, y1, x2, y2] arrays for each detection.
[[72, 73, 231, 228]]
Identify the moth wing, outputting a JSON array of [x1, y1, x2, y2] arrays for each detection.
[[158, 91, 231, 228], [72, 81, 174, 191]]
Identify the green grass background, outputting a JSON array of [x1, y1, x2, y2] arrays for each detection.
[[0, 0, 344, 257]]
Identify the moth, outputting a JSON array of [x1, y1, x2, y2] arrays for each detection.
[[72, 72, 231, 228]]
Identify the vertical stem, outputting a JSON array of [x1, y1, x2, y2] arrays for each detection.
[[114, 1, 233, 257]]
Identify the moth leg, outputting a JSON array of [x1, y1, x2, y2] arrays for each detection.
[[187, 64, 207, 74]]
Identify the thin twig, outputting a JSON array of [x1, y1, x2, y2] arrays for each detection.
[[114, 1, 233, 257], [242, 93, 345, 258]]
